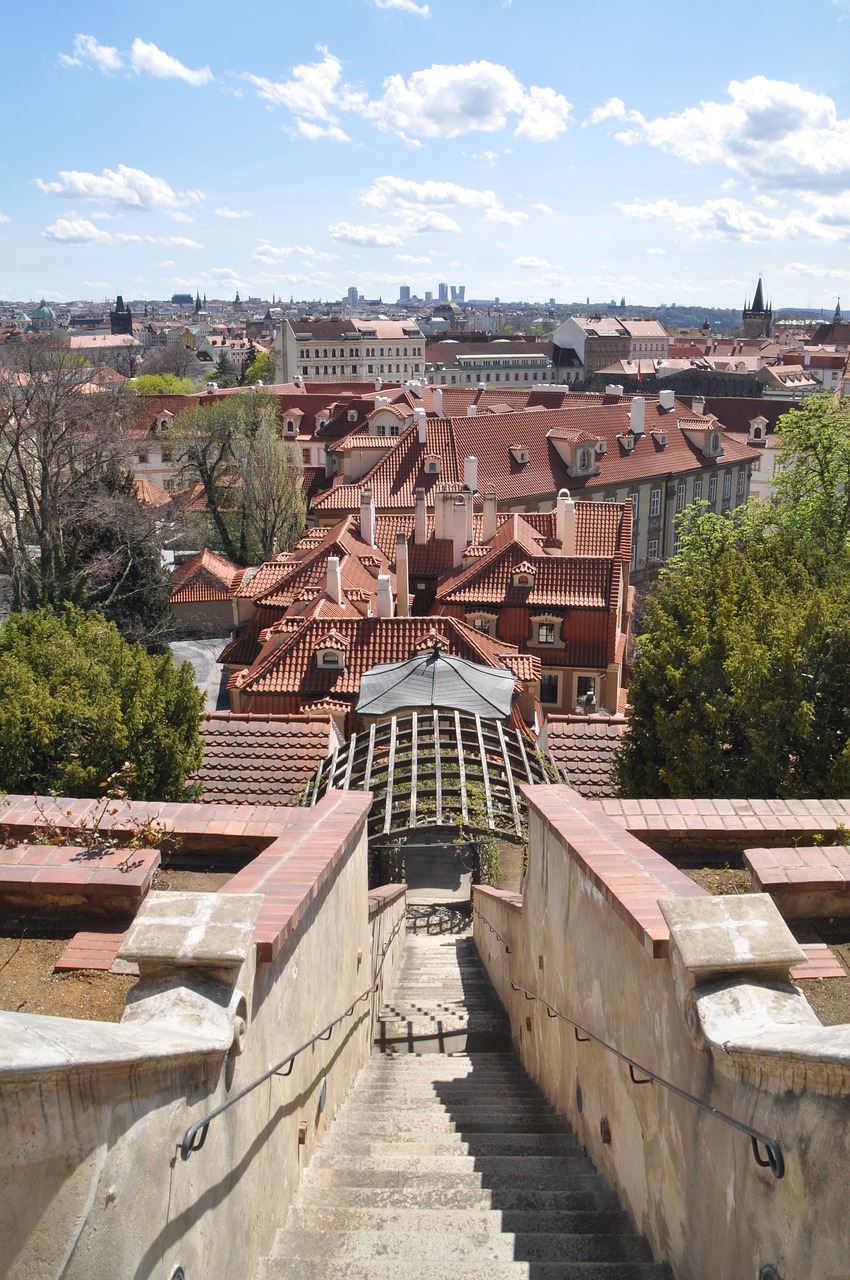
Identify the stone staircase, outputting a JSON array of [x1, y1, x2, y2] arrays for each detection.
[[257, 920, 672, 1279]]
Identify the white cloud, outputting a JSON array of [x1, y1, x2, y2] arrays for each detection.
[[328, 221, 403, 247], [513, 256, 550, 268], [396, 253, 431, 264], [533, 202, 553, 214], [779, 261, 850, 279], [253, 243, 315, 263], [160, 236, 203, 248], [603, 77, 850, 194], [35, 165, 203, 212], [59, 34, 122, 72], [295, 120, 350, 142], [587, 96, 627, 125], [373, 0, 430, 15], [216, 207, 254, 219], [646, 247, 666, 255], [129, 39, 213, 87], [360, 174, 524, 231], [155, 259, 176, 267], [246, 46, 362, 141], [369, 60, 570, 142], [0, 213, 9, 224], [618, 195, 850, 242], [166, 210, 195, 224], [42, 217, 202, 248]]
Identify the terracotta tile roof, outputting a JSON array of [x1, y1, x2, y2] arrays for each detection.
[[234, 554, 296, 600], [219, 606, 287, 666], [192, 712, 336, 804], [134, 477, 172, 508], [233, 615, 529, 702], [170, 549, 245, 603], [542, 714, 628, 799], [310, 396, 753, 514]]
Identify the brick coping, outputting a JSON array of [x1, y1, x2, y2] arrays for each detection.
[[746, 845, 850, 892], [599, 797, 850, 834], [368, 884, 407, 915], [522, 785, 707, 958], [0, 844, 159, 897]]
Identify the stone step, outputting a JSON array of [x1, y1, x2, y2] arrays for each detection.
[[333, 1116, 573, 1136], [304, 1160, 601, 1187], [273, 1227, 653, 1265], [259, 1259, 671, 1279], [315, 1132, 584, 1158], [294, 1183, 619, 1212], [283, 1207, 632, 1235]]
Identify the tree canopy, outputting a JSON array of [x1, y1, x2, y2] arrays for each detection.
[[240, 346, 277, 386], [0, 607, 204, 801], [615, 395, 850, 799], [166, 390, 306, 565], [133, 373, 195, 396]]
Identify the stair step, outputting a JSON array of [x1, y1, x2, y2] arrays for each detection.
[[274, 1227, 653, 1264], [304, 1166, 607, 1190], [259, 1260, 671, 1279], [283, 1207, 632, 1235], [311, 1134, 584, 1158], [293, 1183, 619, 1212]]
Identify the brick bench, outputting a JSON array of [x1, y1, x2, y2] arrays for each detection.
[[0, 844, 160, 920], [744, 846, 850, 920]]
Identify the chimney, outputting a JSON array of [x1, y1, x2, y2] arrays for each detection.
[[464, 455, 478, 492], [692, 395, 705, 416], [415, 406, 427, 444], [556, 488, 577, 555], [414, 487, 428, 544], [659, 388, 675, 412], [375, 377, 382, 391], [467, 403, 477, 417], [483, 488, 498, 541], [432, 386, 443, 416], [604, 384, 624, 397], [327, 555, 342, 604], [360, 487, 376, 546], [435, 488, 451, 540], [396, 532, 410, 617], [631, 395, 645, 435], [453, 498, 467, 568], [376, 574, 394, 618]]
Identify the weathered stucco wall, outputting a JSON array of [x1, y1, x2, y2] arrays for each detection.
[[474, 785, 850, 1280], [0, 792, 405, 1280]]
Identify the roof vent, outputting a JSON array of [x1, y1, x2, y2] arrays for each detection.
[[605, 384, 624, 397], [618, 434, 635, 452]]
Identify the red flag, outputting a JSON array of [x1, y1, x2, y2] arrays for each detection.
[[637, 360, 642, 384]]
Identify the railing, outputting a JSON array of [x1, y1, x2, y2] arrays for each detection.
[[178, 910, 406, 1160], [472, 905, 512, 954], [509, 980, 785, 1179]]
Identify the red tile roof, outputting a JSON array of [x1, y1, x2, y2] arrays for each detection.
[[170, 549, 245, 603], [192, 712, 336, 804], [542, 714, 628, 799]]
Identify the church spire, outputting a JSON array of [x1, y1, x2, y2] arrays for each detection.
[[751, 274, 765, 313], [834, 297, 842, 324]]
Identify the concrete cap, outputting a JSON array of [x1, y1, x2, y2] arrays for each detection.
[[660, 894, 806, 982], [119, 891, 264, 970]]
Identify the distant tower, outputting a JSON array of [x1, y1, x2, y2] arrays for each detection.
[[438, 283, 449, 303], [742, 275, 772, 338], [110, 294, 133, 336], [347, 286, 359, 307], [620, 295, 626, 309], [194, 291, 202, 316], [399, 285, 411, 304], [234, 291, 242, 309], [834, 297, 842, 324]]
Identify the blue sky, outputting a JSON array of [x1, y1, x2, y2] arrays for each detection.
[[3, 0, 850, 309]]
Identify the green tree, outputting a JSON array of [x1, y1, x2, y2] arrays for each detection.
[[614, 503, 850, 798], [133, 373, 195, 395], [240, 346, 277, 386], [213, 351, 239, 388], [166, 390, 305, 564], [0, 607, 204, 800], [774, 394, 850, 555]]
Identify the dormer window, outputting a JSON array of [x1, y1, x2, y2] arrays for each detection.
[[320, 650, 343, 667], [347, 409, 358, 422], [424, 455, 441, 474], [512, 562, 536, 588], [285, 419, 296, 434], [595, 439, 607, 455], [709, 431, 720, 453], [652, 431, 668, 449], [537, 622, 555, 644], [578, 449, 592, 471], [509, 445, 530, 465]]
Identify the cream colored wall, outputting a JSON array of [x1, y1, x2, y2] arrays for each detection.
[[474, 792, 850, 1280], [1, 809, 406, 1280]]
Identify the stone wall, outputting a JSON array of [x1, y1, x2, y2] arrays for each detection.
[[474, 785, 850, 1280], [0, 792, 405, 1280]]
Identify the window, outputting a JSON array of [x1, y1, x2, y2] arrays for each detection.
[[537, 622, 556, 644], [628, 491, 639, 519], [650, 487, 661, 517], [675, 481, 687, 513], [630, 542, 637, 572], [302, 449, 310, 464], [708, 474, 718, 504], [576, 675, 596, 703], [693, 478, 702, 501], [737, 470, 746, 496], [647, 538, 659, 560], [137, 451, 149, 463], [578, 449, 591, 470], [723, 471, 732, 500], [540, 672, 559, 704], [472, 617, 491, 633], [321, 651, 342, 667]]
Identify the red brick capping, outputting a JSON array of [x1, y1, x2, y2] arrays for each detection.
[[368, 883, 407, 916], [522, 785, 707, 958], [474, 886, 522, 913], [0, 844, 159, 901], [219, 792, 372, 961], [55, 929, 128, 972], [597, 798, 850, 857]]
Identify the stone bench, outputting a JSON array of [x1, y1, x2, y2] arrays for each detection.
[[744, 845, 850, 919], [0, 844, 160, 920]]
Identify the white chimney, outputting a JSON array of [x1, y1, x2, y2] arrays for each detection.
[[464, 455, 478, 492], [432, 386, 443, 416], [483, 489, 498, 541], [604, 384, 624, 397], [659, 388, 675, 412], [360, 487, 376, 547], [376, 574, 394, 618], [327, 555, 342, 604], [556, 488, 577, 555], [434, 488, 451, 540], [396, 532, 410, 617], [477, 382, 486, 391], [631, 396, 645, 435], [414, 487, 428, 544], [452, 498, 467, 568], [692, 395, 705, 416], [467, 403, 477, 417], [415, 406, 427, 444], [375, 377, 382, 391]]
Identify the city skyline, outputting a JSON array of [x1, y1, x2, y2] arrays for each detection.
[[3, 0, 850, 308]]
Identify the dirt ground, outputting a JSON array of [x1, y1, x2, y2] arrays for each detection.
[[0, 867, 232, 1023]]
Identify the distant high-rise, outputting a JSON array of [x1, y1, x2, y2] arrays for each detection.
[[450, 285, 466, 304], [347, 286, 359, 306], [438, 283, 449, 303], [399, 285, 411, 304], [424, 291, 433, 304]]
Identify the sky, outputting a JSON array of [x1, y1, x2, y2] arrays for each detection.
[[3, 0, 850, 310]]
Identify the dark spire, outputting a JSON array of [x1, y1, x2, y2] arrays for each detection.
[[751, 275, 765, 312], [835, 297, 842, 324]]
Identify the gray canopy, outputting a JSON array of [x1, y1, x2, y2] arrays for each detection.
[[356, 642, 515, 721]]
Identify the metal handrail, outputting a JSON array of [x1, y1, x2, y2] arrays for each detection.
[[509, 980, 785, 1179], [178, 910, 406, 1160], [472, 905, 512, 953]]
